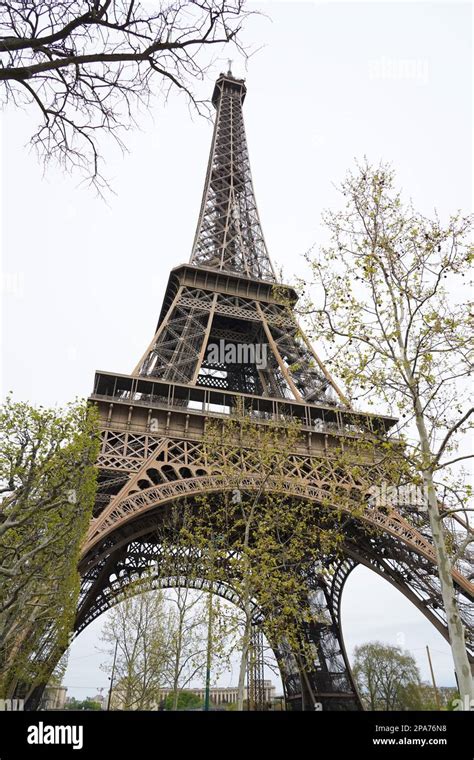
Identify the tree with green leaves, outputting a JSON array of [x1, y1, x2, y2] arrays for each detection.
[[101, 585, 171, 710], [64, 697, 102, 711], [155, 402, 349, 710], [48, 650, 70, 689], [163, 585, 210, 711], [304, 160, 473, 705], [0, 397, 98, 702], [397, 681, 449, 711], [162, 690, 203, 711], [102, 583, 230, 710], [353, 642, 421, 711]]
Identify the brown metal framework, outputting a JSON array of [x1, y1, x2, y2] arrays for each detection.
[[247, 627, 266, 710], [74, 71, 474, 711]]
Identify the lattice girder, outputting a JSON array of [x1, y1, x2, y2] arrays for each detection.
[[190, 74, 275, 282], [135, 275, 341, 405], [84, 410, 474, 656]]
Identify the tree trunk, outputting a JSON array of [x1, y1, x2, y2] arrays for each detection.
[[237, 505, 255, 712], [414, 408, 473, 706], [237, 614, 251, 710], [172, 627, 182, 711]]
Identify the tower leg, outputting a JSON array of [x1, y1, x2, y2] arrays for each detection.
[[275, 584, 362, 712]]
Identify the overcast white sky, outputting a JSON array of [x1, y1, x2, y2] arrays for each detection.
[[1, 1, 471, 698]]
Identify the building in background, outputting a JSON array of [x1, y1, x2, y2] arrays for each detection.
[[157, 680, 276, 708], [40, 685, 67, 710], [110, 680, 278, 710]]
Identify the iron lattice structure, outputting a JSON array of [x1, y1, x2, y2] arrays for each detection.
[[247, 626, 266, 711], [73, 71, 474, 711]]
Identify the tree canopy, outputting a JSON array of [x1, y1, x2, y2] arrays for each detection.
[[353, 641, 421, 711], [0, 397, 98, 700], [304, 160, 473, 704]]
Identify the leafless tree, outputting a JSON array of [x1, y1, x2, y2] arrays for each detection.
[[0, 1, 249, 188]]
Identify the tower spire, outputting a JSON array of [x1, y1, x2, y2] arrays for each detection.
[[189, 72, 276, 282]]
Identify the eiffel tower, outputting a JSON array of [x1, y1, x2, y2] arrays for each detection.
[[76, 70, 474, 711]]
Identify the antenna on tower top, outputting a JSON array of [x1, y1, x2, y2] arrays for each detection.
[[227, 59, 233, 76]]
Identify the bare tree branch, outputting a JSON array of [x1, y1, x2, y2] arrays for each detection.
[[434, 407, 474, 467], [0, 1, 251, 190]]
